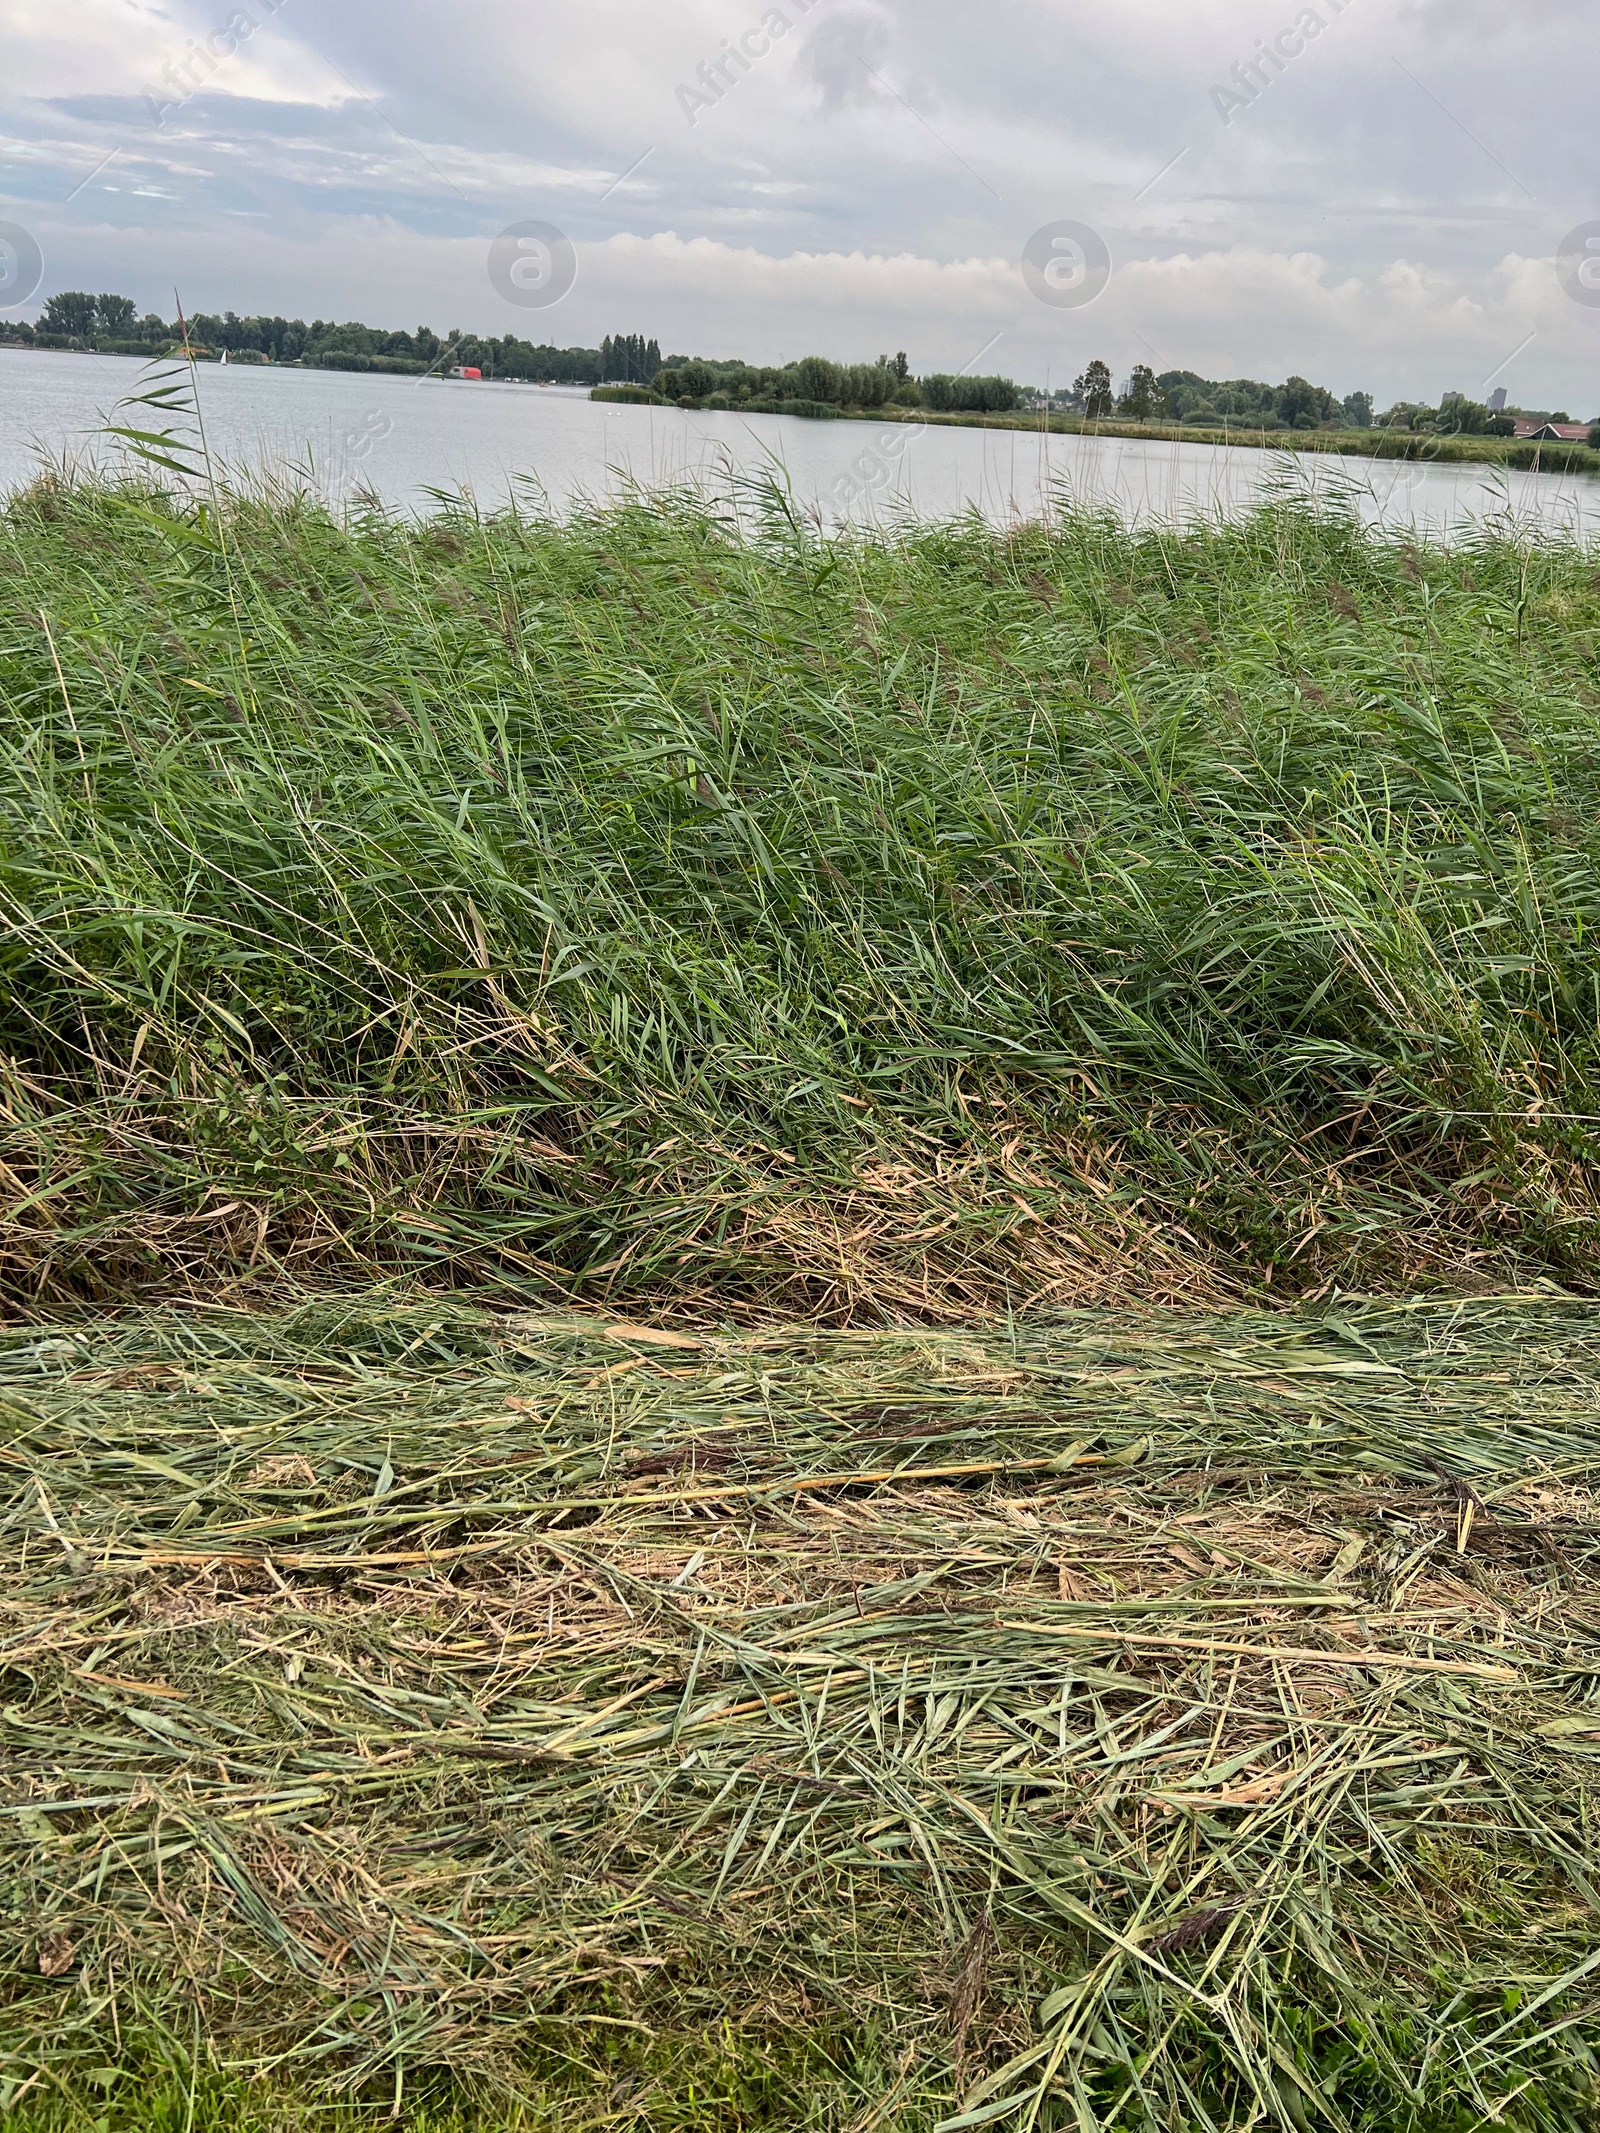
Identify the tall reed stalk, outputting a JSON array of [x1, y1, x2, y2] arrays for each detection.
[[1, 474, 1598, 1313]]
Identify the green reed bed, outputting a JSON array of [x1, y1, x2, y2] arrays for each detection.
[[2, 474, 1600, 1314], [3, 1292, 1600, 2128]]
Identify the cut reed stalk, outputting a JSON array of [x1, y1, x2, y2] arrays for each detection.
[[2, 1292, 1599, 2127]]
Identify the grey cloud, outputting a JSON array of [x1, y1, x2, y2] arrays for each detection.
[[1397, 0, 1586, 33], [796, 10, 895, 110], [788, 5, 945, 153]]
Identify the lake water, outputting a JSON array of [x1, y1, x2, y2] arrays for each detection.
[[3, 345, 1596, 538]]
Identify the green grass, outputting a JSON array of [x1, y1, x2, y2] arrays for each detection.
[[4, 1294, 1600, 2129], [8, 474, 1600, 2122], [3, 472, 1600, 1314]]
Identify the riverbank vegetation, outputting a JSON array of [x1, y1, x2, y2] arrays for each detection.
[[3, 473, 1600, 1314], [601, 353, 1598, 472], [7, 473, 1600, 2129]]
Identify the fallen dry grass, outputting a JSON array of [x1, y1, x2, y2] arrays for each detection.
[[4, 1293, 1600, 2126]]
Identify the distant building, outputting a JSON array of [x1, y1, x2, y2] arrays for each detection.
[[1488, 386, 1508, 412], [1512, 418, 1589, 441]]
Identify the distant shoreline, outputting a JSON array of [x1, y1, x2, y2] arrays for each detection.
[[0, 343, 592, 388], [880, 406, 1600, 476], [6, 342, 1593, 481], [588, 387, 1600, 480]]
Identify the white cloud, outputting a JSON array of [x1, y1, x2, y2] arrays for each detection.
[[16, 203, 1591, 411], [6, 0, 351, 110], [583, 232, 1600, 405]]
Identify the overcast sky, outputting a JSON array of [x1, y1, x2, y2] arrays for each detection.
[[3, 0, 1597, 408]]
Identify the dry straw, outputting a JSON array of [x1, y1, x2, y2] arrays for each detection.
[[3, 1291, 1600, 2126]]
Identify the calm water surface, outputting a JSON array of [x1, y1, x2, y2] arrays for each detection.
[[3, 346, 1596, 537]]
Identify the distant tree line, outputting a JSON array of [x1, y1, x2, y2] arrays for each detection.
[[1058, 362, 1377, 431], [1153, 368, 1373, 430], [5, 299, 1028, 412], [652, 354, 908, 407], [917, 372, 1022, 413], [5, 294, 661, 385], [654, 352, 907, 409], [602, 334, 661, 384], [1050, 362, 1547, 437], [16, 298, 1567, 437], [645, 351, 1021, 414], [1371, 391, 1519, 437], [16, 291, 149, 350]]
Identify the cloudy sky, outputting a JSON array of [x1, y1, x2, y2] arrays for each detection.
[[2, 0, 1597, 408]]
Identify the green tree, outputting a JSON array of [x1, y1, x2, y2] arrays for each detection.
[[1434, 397, 1508, 436], [1156, 370, 1211, 422], [41, 291, 97, 338], [1073, 359, 1113, 419], [600, 333, 661, 385], [794, 355, 844, 403], [916, 373, 1019, 413], [1341, 390, 1373, 429], [95, 293, 137, 338], [1116, 364, 1166, 421], [844, 361, 890, 408], [1275, 375, 1338, 428]]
